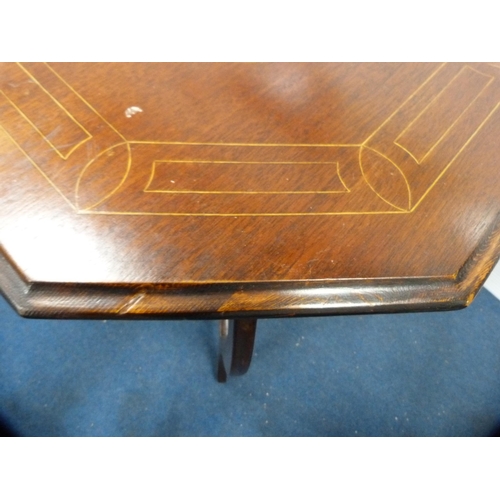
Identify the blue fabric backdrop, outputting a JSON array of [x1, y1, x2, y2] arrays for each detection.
[[0, 289, 499, 436]]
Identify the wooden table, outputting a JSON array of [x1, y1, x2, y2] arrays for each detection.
[[1, 63, 499, 382]]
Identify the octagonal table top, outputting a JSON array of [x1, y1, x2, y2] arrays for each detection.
[[0, 62, 499, 318]]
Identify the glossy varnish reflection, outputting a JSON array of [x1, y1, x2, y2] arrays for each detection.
[[0, 63, 499, 317]]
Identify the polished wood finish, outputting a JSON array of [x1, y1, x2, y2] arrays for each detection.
[[217, 319, 257, 382], [0, 63, 500, 318]]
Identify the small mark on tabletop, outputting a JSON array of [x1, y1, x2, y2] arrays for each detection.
[[125, 106, 143, 118]]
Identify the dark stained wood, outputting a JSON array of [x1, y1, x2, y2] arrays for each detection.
[[0, 63, 499, 318], [217, 319, 257, 382]]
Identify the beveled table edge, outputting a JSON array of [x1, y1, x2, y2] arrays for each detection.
[[1, 213, 499, 320]]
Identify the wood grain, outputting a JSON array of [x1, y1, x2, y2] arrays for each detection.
[[0, 62, 499, 318]]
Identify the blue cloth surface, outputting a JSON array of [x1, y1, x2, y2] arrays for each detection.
[[0, 289, 499, 436]]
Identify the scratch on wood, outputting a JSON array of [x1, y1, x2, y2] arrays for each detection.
[[117, 291, 146, 315]]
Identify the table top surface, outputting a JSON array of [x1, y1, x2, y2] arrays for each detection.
[[0, 62, 499, 318]]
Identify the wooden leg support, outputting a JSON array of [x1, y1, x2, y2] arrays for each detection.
[[217, 318, 257, 383]]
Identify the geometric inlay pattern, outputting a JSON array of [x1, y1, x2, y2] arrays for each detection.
[[1, 62, 499, 216]]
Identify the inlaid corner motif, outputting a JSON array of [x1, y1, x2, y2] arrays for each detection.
[[0, 62, 499, 216]]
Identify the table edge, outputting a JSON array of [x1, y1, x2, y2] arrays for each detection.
[[1, 211, 499, 319]]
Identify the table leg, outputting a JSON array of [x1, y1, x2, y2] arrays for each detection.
[[217, 318, 257, 383]]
